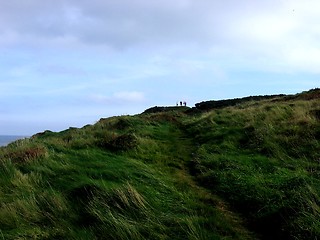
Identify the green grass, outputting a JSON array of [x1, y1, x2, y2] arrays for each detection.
[[1, 90, 320, 239], [0, 113, 251, 239], [184, 98, 320, 239]]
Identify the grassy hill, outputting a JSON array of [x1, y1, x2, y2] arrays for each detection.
[[1, 89, 320, 239]]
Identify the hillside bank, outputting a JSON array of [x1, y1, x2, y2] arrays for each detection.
[[0, 89, 320, 239]]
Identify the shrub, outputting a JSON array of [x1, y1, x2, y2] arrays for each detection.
[[98, 133, 138, 151]]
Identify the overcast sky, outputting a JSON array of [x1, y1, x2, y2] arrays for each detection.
[[1, 0, 320, 135]]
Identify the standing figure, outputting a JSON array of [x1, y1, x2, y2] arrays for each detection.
[[183, 101, 186, 106], [180, 101, 183, 106]]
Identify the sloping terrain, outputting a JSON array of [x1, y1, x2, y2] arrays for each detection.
[[0, 89, 320, 239]]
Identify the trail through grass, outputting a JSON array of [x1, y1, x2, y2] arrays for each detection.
[[132, 115, 256, 239], [0, 112, 257, 239]]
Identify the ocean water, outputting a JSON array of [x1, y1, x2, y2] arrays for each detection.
[[0, 135, 27, 147]]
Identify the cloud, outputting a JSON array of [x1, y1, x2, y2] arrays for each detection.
[[1, 0, 320, 68], [89, 91, 145, 105], [114, 91, 145, 102], [1, 1, 320, 77], [223, 0, 320, 73], [0, 0, 249, 50], [37, 64, 87, 76]]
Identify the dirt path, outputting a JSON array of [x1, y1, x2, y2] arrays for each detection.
[[169, 125, 258, 239]]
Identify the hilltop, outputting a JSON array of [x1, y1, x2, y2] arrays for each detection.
[[0, 88, 320, 239]]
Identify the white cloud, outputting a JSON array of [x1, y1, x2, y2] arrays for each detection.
[[2, 0, 320, 75], [114, 91, 145, 102], [222, 0, 320, 73], [89, 91, 145, 105], [284, 47, 320, 73]]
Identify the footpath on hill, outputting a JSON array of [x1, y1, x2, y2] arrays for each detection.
[[146, 117, 257, 239]]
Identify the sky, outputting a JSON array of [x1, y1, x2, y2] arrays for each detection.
[[1, 0, 320, 135]]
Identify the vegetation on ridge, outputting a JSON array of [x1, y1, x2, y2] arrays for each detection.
[[0, 88, 320, 239]]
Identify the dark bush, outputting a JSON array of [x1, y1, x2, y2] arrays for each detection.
[[31, 130, 55, 139], [98, 133, 138, 151], [195, 95, 286, 111], [114, 118, 132, 130], [309, 109, 320, 120], [143, 106, 186, 114]]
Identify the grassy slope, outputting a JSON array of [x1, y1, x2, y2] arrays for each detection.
[[0, 89, 320, 239], [184, 95, 320, 239], [0, 110, 252, 239]]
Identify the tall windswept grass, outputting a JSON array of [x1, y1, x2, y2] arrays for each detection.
[[184, 97, 320, 239], [86, 183, 148, 239], [1, 90, 320, 239]]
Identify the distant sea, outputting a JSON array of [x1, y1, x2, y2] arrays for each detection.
[[0, 135, 28, 147]]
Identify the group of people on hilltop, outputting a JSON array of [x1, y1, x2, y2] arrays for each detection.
[[176, 101, 187, 107]]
